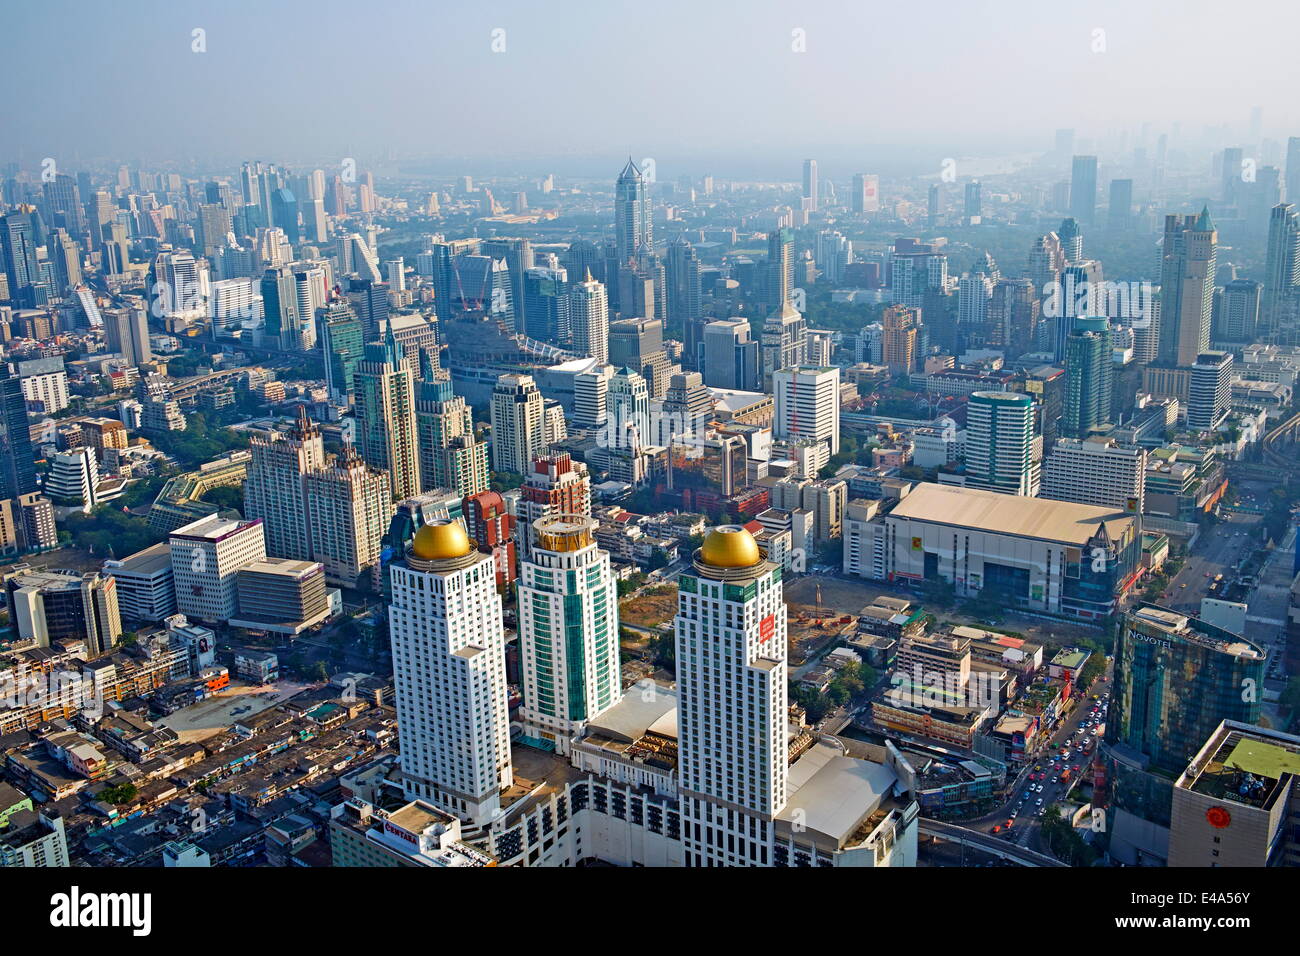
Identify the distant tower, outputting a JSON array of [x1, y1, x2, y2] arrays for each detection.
[[615, 158, 652, 262], [802, 159, 819, 212]]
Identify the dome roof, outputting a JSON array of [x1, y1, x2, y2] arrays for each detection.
[[699, 525, 761, 568], [411, 520, 472, 560]]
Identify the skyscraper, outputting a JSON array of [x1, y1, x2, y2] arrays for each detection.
[[881, 305, 919, 374], [517, 515, 622, 752], [665, 236, 702, 328], [305, 446, 392, 589], [1062, 316, 1114, 438], [802, 159, 818, 212], [319, 302, 365, 400], [1069, 155, 1098, 225], [702, 318, 760, 391], [1187, 351, 1232, 431], [615, 159, 652, 262], [516, 453, 591, 563], [676, 525, 788, 866], [0, 364, 37, 501], [1261, 202, 1300, 336], [568, 271, 609, 364], [415, 358, 488, 498], [965, 391, 1041, 497], [1057, 217, 1083, 263], [244, 409, 326, 562], [1, 212, 43, 307], [354, 329, 421, 500], [852, 173, 879, 214], [1218, 278, 1261, 343], [1157, 209, 1217, 367], [521, 266, 570, 346], [489, 373, 546, 476], [388, 520, 513, 825], [774, 365, 841, 456], [765, 227, 794, 311]]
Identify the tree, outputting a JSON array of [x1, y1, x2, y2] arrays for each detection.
[[313, 661, 331, 683]]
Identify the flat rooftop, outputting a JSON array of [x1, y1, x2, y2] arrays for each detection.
[[888, 482, 1132, 546]]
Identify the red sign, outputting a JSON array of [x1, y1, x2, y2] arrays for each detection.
[[1205, 806, 1231, 829], [759, 614, 775, 643]]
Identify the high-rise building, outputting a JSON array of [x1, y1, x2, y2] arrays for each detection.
[[965, 391, 1040, 497], [319, 302, 365, 400], [665, 236, 702, 328], [1157, 209, 1217, 367], [388, 520, 513, 825], [702, 319, 760, 391], [102, 306, 152, 367], [244, 409, 325, 562], [169, 514, 267, 623], [802, 159, 818, 212], [354, 328, 421, 500], [460, 490, 517, 589], [568, 271, 609, 364], [1217, 278, 1260, 343], [851, 173, 879, 214], [0, 364, 37, 501], [489, 373, 545, 476], [615, 159, 652, 262], [1062, 316, 1114, 438], [1041, 437, 1146, 512], [415, 364, 488, 498], [1058, 217, 1083, 263], [517, 453, 591, 563], [1187, 351, 1232, 431], [3, 568, 121, 656], [881, 305, 919, 375], [1261, 202, 1300, 336], [608, 317, 669, 398], [675, 526, 787, 866], [1069, 155, 1098, 225], [0, 212, 42, 307], [517, 515, 622, 753], [305, 446, 392, 589], [607, 366, 651, 452], [773, 365, 840, 457], [521, 266, 570, 347]]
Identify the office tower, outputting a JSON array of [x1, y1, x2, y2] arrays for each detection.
[[490, 373, 545, 475], [305, 446, 392, 588], [1218, 278, 1260, 343], [354, 329, 421, 500], [760, 300, 806, 389], [1187, 351, 1232, 431], [1042, 437, 1146, 512], [572, 365, 611, 429], [815, 231, 852, 285], [1062, 316, 1114, 438], [244, 409, 325, 562], [568, 271, 609, 364], [802, 159, 818, 212], [148, 250, 207, 328], [102, 306, 152, 367], [665, 236, 702, 328], [615, 158, 652, 262], [965, 391, 1040, 497], [386, 257, 407, 295], [319, 302, 364, 400], [44, 447, 98, 513], [957, 271, 994, 341], [1157, 209, 1217, 367], [1, 213, 43, 307], [607, 366, 650, 452], [926, 183, 941, 228], [521, 266, 570, 346], [1168, 720, 1300, 867], [41, 173, 84, 236], [169, 514, 267, 623], [1027, 232, 1065, 294], [208, 277, 258, 339], [889, 239, 948, 308], [0, 365, 37, 501], [987, 278, 1039, 352], [337, 232, 381, 283], [1108, 179, 1133, 232], [676, 525, 787, 867], [1261, 202, 1300, 336], [516, 453, 591, 563], [480, 238, 533, 332], [963, 181, 982, 219], [1050, 260, 1104, 362], [3, 569, 121, 656], [1069, 155, 1098, 225], [765, 227, 794, 311], [517, 515, 622, 752], [1221, 147, 1244, 204], [1058, 217, 1083, 262], [259, 265, 300, 350], [702, 318, 760, 391], [852, 173, 879, 214], [49, 229, 81, 294], [608, 317, 669, 398], [774, 366, 840, 456], [1110, 606, 1265, 777], [388, 520, 513, 825], [881, 305, 919, 374], [415, 360, 488, 498]]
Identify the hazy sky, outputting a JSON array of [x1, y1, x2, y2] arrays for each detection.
[[5, 0, 1297, 177]]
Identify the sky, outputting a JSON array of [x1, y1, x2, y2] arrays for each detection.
[[3, 0, 1298, 178]]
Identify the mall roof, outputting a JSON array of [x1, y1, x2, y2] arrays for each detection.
[[778, 742, 898, 845], [888, 482, 1132, 546]]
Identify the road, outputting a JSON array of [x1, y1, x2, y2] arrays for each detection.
[[1161, 510, 1260, 615]]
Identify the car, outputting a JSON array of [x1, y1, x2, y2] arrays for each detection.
[[991, 825, 1001, 834], [1036, 798, 1043, 805], [1180, 583, 1188, 589]]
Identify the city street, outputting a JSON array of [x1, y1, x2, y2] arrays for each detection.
[[1161, 510, 1260, 615]]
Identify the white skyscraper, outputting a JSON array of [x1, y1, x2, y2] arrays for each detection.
[[675, 526, 788, 866], [773, 365, 841, 456], [517, 515, 622, 753], [568, 271, 609, 364], [607, 366, 650, 451], [490, 373, 546, 475], [388, 520, 513, 826]]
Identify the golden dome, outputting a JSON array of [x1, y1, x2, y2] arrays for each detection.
[[699, 525, 761, 568], [411, 520, 472, 560]]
